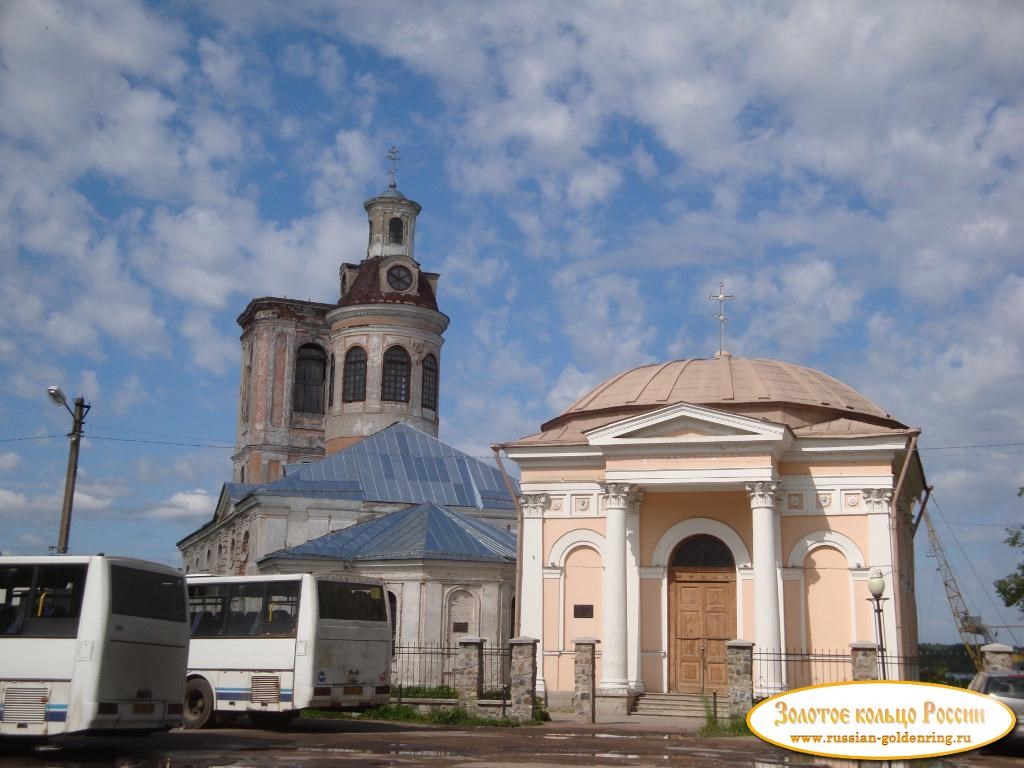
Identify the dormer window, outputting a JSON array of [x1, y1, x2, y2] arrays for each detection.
[[388, 216, 403, 244]]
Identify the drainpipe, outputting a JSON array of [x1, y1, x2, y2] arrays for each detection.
[[889, 432, 920, 657], [492, 444, 523, 637]]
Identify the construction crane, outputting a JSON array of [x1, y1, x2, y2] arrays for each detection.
[[921, 508, 994, 671]]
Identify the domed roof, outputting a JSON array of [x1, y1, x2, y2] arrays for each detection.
[[542, 354, 898, 434]]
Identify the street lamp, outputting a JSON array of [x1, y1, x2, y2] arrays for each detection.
[[47, 386, 91, 555], [867, 568, 888, 680]]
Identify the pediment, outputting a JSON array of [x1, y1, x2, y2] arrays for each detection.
[[584, 402, 787, 447]]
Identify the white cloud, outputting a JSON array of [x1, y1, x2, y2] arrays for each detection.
[[0, 488, 29, 518], [111, 374, 148, 416], [143, 489, 216, 520], [0, 452, 21, 473]]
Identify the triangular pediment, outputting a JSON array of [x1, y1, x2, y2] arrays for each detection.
[[584, 402, 787, 447]]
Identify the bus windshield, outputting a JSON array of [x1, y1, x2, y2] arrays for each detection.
[[317, 581, 387, 622], [0, 563, 87, 637]]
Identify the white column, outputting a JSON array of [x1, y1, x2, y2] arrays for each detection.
[[747, 481, 783, 694], [626, 494, 644, 693], [863, 488, 897, 660], [518, 493, 550, 692], [600, 483, 633, 694]]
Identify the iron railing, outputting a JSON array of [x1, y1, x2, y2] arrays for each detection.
[[752, 649, 922, 696], [391, 643, 457, 694], [481, 645, 511, 698]]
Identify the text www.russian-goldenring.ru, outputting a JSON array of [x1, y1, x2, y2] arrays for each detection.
[[789, 732, 973, 747]]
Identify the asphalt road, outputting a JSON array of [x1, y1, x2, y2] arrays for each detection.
[[1, 717, 1021, 768]]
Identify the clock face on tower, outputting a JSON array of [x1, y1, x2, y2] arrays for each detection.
[[386, 265, 413, 291]]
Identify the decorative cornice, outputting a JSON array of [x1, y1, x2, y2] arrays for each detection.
[[746, 480, 781, 508]]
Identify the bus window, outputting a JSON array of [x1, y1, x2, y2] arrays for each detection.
[[317, 581, 387, 622], [260, 581, 300, 636], [226, 582, 265, 636], [189, 583, 229, 637], [111, 565, 186, 622], [0, 566, 33, 635], [3, 564, 88, 638]]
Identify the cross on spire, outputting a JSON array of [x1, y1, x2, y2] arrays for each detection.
[[709, 281, 735, 357], [386, 145, 401, 189]]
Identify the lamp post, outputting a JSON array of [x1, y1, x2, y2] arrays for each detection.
[[47, 386, 91, 555], [867, 568, 888, 680]]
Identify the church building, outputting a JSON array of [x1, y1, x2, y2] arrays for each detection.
[[177, 159, 517, 648], [501, 352, 926, 711]]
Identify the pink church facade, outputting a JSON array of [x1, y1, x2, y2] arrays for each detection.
[[503, 355, 925, 709]]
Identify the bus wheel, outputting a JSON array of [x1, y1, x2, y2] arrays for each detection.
[[248, 710, 298, 729], [183, 678, 216, 729]]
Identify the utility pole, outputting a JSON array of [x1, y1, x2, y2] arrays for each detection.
[[48, 387, 91, 555]]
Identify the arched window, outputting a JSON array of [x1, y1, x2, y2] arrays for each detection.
[[239, 465, 245, 483], [342, 347, 367, 402], [388, 216, 403, 244], [328, 353, 336, 408], [670, 534, 735, 569], [422, 353, 438, 411], [382, 346, 411, 402], [293, 344, 326, 414]]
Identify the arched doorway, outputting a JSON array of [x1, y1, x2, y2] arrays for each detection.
[[669, 534, 736, 694]]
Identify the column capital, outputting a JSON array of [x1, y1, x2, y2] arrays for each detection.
[[861, 488, 893, 511], [518, 492, 551, 518], [746, 480, 780, 508], [601, 482, 643, 509]]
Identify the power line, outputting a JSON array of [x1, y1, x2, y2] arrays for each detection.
[[931, 492, 1020, 647], [90, 424, 231, 443], [88, 436, 234, 449]]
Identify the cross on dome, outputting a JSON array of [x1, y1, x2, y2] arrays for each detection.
[[709, 281, 735, 357], [387, 145, 401, 189]]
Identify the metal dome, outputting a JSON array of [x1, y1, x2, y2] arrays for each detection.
[[546, 354, 893, 430]]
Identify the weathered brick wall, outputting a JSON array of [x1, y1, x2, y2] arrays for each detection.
[[726, 640, 754, 719], [573, 637, 597, 724], [508, 637, 538, 722]]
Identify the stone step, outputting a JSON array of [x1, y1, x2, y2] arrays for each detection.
[[630, 692, 729, 718]]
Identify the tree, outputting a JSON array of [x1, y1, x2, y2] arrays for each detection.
[[993, 486, 1024, 613]]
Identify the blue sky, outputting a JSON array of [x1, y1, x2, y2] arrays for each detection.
[[1, 1, 1022, 644]]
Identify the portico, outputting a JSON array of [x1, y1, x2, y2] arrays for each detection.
[[503, 354, 925, 706]]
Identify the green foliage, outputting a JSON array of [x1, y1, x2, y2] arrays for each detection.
[[303, 704, 532, 727], [696, 695, 751, 736], [993, 492, 1024, 614], [394, 685, 458, 699]]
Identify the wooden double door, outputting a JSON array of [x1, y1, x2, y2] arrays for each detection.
[[669, 569, 736, 693]]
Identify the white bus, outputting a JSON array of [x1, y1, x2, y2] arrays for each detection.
[[0, 555, 189, 738], [184, 573, 392, 728]]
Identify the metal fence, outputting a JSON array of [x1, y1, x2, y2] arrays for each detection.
[[391, 643, 457, 692], [752, 649, 922, 695], [880, 654, 921, 682], [481, 645, 511, 697], [753, 649, 852, 693], [390, 643, 513, 699]]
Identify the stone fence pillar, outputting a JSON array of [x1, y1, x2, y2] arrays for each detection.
[[573, 637, 599, 724], [981, 643, 1014, 672], [508, 637, 539, 722], [727, 639, 754, 719], [850, 642, 880, 680], [455, 637, 484, 704]]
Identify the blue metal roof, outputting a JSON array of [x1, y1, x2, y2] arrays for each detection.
[[251, 422, 516, 509], [260, 501, 516, 563]]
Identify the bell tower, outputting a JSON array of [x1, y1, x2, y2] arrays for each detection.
[[324, 149, 449, 453]]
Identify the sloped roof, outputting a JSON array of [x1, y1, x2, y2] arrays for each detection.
[[260, 501, 516, 563], [254, 422, 515, 510]]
